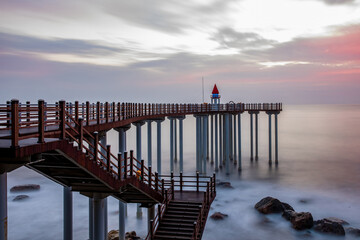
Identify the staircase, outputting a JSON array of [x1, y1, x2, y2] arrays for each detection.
[[154, 200, 202, 240]]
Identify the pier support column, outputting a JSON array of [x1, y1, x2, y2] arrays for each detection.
[[63, 186, 73, 240], [229, 115, 233, 161], [178, 117, 185, 172], [255, 112, 259, 160], [237, 113, 242, 170], [155, 119, 165, 175], [133, 121, 145, 218], [169, 118, 174, 172], [147, 206, 155, 233], [89, 198, 94, 240], [206, 116, 209, 160], [203, 115, 208, 174], [174, 119, 177, 162], [99, 132, 108, 236], [233, 114, 237, 164], [219, 114, 223, 168], [250, 113, 254, 160], [115, 125, 131, 240], [195, 116, 201, 172], [147, 120, 152, 167], [211, 115, 214, 164], [275, 113, 279, 164], [0, 173, 7, 240], [93, 194, 105, 240], [224, 114, 230, 175], [267, 113, 272, 164], [214, 114, 219, 171]]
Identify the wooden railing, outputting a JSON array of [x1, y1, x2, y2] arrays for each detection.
[[0, 100, 282, 148], [146, 172, 216, 240]]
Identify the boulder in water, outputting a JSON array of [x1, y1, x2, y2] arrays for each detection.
[[346, 227, 360, 237], [125, 231, 141, 240], [281, 202, 294, 211], [210, 212, 228, 220], [255, 197, 285, 214], [108, 230, 119, 240], [314, 219, 345, 236], [291, 212, 313, 230], [324, 217, 349, 226], [282, 210, 297, 221], [10, 184, 40, 192], [12, 195, 29, 201]]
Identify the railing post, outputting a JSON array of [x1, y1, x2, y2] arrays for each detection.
[[96, 102, 100, 124], [180, 172, 183, 192], [105, 102, 109, 123], [123, 151, 128, 179], [141, 160, 144, 182], [155, 172, 159, 191], [171, 179, 174, 200], [193, 222, 197, 240], [165, 189, 168, 206], [38, 99, 45, 143], [112, 102, 116, 122], [170, 171, 174, 181], [161, 179, 165, 197], [94, 132, 99, 162], [196, 171, 199, 192], [149, 219, 154, 240], [75, 101, 79, 122], [117, 153, 122, 180], [106, 145, 111, 172], [11, 99, 19, 148], [86, 101, 90, 126], [158, 204, 161, 220], [78, 118, 84, 151], [59, 100, 66, 139], [207, 182, 210, 205], [26, 101, 31, 126], [148, 166, 152, 187], [130, 150, 134, 176], [213, 173, 216, 195]]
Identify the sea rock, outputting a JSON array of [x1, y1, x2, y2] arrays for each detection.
[[108, 230, 119, 240], [314, 219, 345, 236], [210, 212, 228, 220], [291, 212, 313, 230], [255, 197, 286, 214], [10, 184, 40, 192], [216, 181, 233, 188], [282, 210, 297, 221], [12, 195, 29, 201], [324, 217, 349, 226], [282, 202, 295, 211], [346, 227, 360, 237], [125, 231, 141, 240]]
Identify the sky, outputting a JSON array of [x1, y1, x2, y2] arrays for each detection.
[[0, 0, 360, 104]]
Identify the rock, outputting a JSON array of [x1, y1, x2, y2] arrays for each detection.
[[281, 202, 295, 211], [125, 231, 141, 240], [314, 219, 345, 236], [291, 212, 313, 230], [299, 199, 312, 204], [108, 230, 119, 240], [216, 181, 233, 188], [10, 184, 40, 192], [254, 197, 285, 214], [282, 210, 297, 221], [324, 217, 349, 226], [210, 212, 228, 220], [346, 227, 360, 237], [12, 195, 29, 201]]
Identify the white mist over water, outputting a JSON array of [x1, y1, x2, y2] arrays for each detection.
[[7, 105, 360, 240]]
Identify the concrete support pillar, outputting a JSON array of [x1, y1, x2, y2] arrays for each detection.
[[147, 121, 152, 167], [133, 122, 144, 218], [229, 115, 233, 161], [237, 113, 242, 170], [275, 113, 279, 164], [250, 113, 254, 160], [0, 173, 7, 240], [93, 195, 105, 240], [99, 133, 108, 236], [195, 116, 201, 172], [169, 118, 174, 172], [63, 187, 73, 240], [174, 119, 177, 162], [156, 119, 164, 175], [206, 116, 209, 160], [214, 114, 219, 171], [268, 113, 272, 164], [255, 113, 259, 160], [147, 206, 155, 233], [203, 115, 208, 174], [219, 115, 223, 168], [89, 198, 94, 240], [179, 118, 184, 172], [233, 114, 237, 164], [210, 115, 214, 164], [224, 114, 230, 175]]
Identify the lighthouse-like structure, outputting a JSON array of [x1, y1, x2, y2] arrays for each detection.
[[210, 84, 220, 104]]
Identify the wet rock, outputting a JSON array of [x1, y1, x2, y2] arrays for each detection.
[[314, 219, 345, 236], [108, 230, 119, 240], [216, 181, 233, 188], [12, 195, 29, 201], [10, 184, 40, 192], [346, 227, 360, 237], [255, 197, 285, 214], [125, 231, 141, 240], [291, 212, 313, 230], [210, 212, 228, 220], [282, 210, 297, 221], [324, 217, 349, 226], [282, 202, 295, 211]]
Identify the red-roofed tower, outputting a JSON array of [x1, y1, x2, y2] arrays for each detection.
[[211, 84, 220, 105]]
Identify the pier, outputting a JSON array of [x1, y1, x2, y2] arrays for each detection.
[[0, 95, 282, 240]]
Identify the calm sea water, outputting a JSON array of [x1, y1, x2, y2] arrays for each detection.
[[7, 105, 360, 240]]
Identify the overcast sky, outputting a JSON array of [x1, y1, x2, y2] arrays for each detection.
[[1, 0, 359, 104]]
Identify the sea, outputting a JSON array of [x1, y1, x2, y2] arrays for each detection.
[[6, 105, 360, 240]]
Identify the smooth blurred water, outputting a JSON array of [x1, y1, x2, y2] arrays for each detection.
[[7, 105, 360, 239]]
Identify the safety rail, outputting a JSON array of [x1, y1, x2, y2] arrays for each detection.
[[0, 100, 282, 148], [145, 172, 216, 240]]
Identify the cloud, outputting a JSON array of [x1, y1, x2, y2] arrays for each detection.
[[319, 0, 356, 5]]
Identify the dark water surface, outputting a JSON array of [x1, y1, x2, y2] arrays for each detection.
[[7, 105, 360, 239]]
